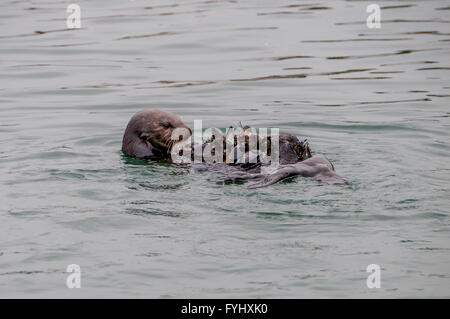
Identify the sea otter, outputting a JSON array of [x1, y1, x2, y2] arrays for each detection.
[[121, 109, 347, 187]]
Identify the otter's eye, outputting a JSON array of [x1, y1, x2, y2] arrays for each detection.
[[163, 122, 173, 128]]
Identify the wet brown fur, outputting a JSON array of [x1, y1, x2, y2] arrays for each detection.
[[122, 109, 192, 159]]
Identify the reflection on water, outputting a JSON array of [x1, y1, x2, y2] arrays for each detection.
[[0, 0, 449, 298]]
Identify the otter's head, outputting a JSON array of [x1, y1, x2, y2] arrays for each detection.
[[278, 134, 312, 164], [122, 109, 192, 159]]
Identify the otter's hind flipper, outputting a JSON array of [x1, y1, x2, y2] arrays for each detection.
[[246, 156, 348, 189], [246, 166, 303, 189]]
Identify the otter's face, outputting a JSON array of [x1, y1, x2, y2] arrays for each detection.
[[138, 115, 192, 154]]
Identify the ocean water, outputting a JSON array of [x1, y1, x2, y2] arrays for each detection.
[[0, 0, 449, 298]]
